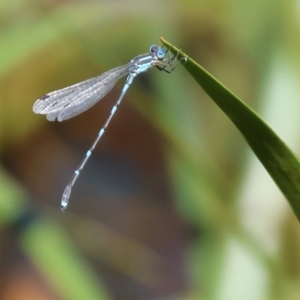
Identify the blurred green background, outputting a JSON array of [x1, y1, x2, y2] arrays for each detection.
[[1, 0, 300, 299]]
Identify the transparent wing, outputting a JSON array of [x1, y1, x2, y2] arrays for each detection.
[[33, 64, 130, 121]]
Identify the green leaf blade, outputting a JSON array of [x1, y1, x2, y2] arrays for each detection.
[[160, 37, 300, 221]]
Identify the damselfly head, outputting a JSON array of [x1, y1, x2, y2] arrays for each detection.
[[149, 45, 165, 60], [149, 45, 158, 53]]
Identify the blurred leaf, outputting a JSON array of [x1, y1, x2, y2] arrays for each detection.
[[22, 220, 110, 300], [160, 37, 300, 222], [0, 167, 27, 224]]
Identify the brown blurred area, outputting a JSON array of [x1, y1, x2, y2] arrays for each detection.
[[1, 100, 192, 299]]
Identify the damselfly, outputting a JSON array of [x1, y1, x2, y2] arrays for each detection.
[[33, 44, 184, 211]]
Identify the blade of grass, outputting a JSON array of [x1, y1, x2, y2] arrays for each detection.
[[160, 37, 300, 221], [21, 220, 110, 300]]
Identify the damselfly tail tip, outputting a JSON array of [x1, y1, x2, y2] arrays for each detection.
[[60, 187, 71, 212], [61, 198, 68, 212]]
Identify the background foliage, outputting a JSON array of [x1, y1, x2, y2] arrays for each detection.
[[1, 0, 300, 299]]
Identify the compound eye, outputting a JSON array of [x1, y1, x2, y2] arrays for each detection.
[[149, 45, 158, 53], [156, 47, 165, 59]]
